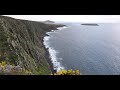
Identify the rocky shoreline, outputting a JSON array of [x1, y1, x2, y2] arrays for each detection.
[[41, 35, 56, 74], [44, 45, 56, 74], [42, 25, 66, 74]]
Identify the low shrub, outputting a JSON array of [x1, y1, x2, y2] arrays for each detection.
[[51, 69, 80, 75], [0, 61, 32, 75]]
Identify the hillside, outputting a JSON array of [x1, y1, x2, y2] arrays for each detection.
[[43, 20, 55, 24], [0, 16, 64, 75]]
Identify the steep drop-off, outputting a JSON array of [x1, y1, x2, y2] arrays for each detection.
[[0, 16, 64, 75]]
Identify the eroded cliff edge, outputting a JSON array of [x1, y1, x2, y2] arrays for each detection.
[[0, 16, 64, 75]]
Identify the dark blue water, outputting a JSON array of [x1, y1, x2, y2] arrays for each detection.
[[47, 23, 120, 75]]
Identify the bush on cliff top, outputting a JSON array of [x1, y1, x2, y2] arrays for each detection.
[[51, 69, 80, 75], [0, 61, 32, 75]]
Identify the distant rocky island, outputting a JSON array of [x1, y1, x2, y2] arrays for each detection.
[[81, 23, 99, 26]]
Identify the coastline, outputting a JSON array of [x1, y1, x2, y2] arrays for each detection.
[[42, 25, 67, 74], [0, 15, 67, 74], [43, 43, 56, 73], [41, 35, 56, 74]]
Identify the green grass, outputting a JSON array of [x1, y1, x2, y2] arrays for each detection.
[[36, 65, 51, 75]]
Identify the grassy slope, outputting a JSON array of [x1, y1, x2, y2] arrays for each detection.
[[0, 16, 64, 75]]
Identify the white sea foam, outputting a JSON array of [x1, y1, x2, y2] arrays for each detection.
[[48, 48, 64, 71], [57, 26, 68, 30], [43, 36, 50, 48], [43, 36, 65, 72], [43, 26, 67, 72]]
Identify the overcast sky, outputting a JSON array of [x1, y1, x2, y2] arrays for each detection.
[[4, 15, 120, 23]]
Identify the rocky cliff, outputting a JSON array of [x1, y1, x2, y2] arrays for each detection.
[[0, 16, 64, 75]]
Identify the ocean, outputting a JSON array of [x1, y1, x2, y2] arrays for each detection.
[[43, 23, 120, 75]]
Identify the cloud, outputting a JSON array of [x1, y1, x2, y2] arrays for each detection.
[[3, 15, 120, 23]]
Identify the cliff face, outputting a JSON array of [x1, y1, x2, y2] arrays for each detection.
[[0, 16, 64, 75]]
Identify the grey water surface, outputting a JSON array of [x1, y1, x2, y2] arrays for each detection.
[[47, 23, 120, 75]]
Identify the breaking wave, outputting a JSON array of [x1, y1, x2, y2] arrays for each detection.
[[43, 26, 67, 72]]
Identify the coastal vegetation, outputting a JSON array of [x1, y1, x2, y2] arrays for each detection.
[[0, 61, 32, 75], [0, 16, 65, 75], [51, 69, 80, 75], [0, 61, 80, 75]]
